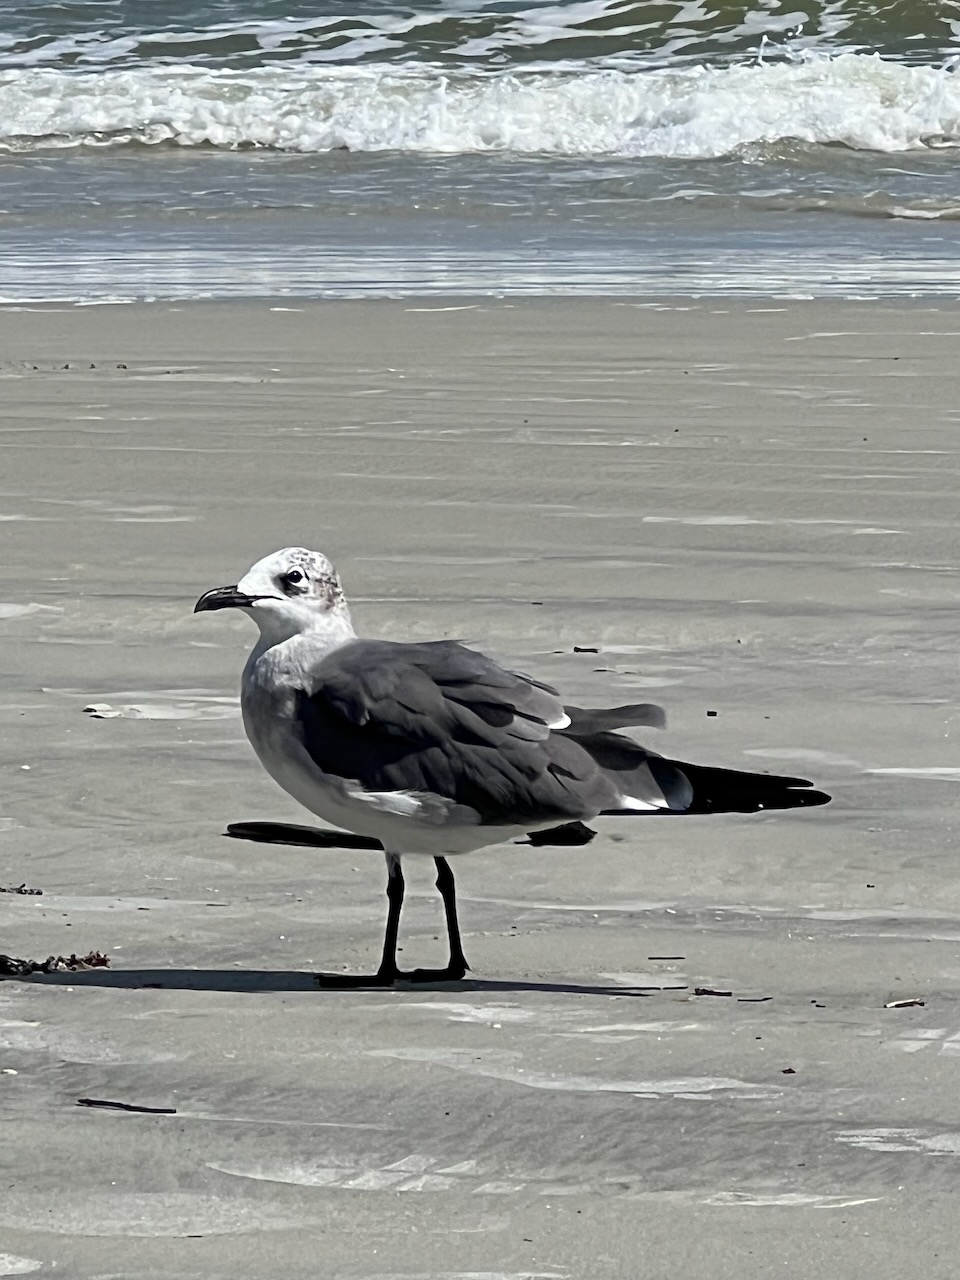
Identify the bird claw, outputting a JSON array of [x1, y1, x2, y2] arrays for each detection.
[[310, 959, 469, 989], [394, 962, 469, 985], [311, 970, 396, 989]]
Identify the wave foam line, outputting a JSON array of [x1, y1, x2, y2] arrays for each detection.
[[1, 54, 959, 157]]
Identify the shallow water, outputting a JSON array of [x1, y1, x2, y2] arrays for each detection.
[[2, 1, 959, 299]]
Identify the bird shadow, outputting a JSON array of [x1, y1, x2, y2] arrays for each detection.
[[226, 821, 381, 850], [3, 821, 650, 995], [9, 967, 665, 999], [225, 819, 596, 849]]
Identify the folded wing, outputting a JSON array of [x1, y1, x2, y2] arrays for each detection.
[[294, 638, 622, 826]]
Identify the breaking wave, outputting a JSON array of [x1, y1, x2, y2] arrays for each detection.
[[2, 53, 959, 157]]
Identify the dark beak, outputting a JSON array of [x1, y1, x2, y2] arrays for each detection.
[[194, 585, 259, 613]]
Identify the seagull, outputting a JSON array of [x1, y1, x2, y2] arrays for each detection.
[[195, 547, 829, 986]]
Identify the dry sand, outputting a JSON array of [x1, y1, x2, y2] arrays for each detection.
[[0, 298, 959, 1277]]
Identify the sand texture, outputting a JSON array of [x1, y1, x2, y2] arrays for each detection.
[[1, 299, 959, 1277]]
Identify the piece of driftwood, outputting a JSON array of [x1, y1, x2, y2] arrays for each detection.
[[77, 1097, 176, 1115]]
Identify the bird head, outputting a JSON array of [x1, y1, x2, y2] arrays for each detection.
[[194, 547, 352, 647]]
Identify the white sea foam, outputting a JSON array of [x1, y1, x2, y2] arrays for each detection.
[[1, 53, 959, 157]]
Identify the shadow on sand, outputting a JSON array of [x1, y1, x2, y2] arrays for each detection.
[[225, 819, 596, 849], [8, 967, 667, 998]]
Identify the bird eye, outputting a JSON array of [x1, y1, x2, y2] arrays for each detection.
[[282, 569, 304, 588]]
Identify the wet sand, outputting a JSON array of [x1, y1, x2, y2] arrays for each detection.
[[1, 298, 959, 1277]]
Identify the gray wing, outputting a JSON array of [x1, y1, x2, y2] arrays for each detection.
[[294, 639, 623, 826]]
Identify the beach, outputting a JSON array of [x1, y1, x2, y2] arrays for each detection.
[[1, 297, 959, 1275]]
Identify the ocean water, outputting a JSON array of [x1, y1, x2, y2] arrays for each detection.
[[2, 0, 960, 300]]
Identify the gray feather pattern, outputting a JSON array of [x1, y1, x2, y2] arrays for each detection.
[[296, 638, 624, 825]]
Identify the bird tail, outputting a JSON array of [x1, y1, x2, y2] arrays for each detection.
[[563, 728, 830, 815], [606, 757, 831, 815]]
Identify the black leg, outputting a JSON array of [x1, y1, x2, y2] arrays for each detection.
[[312, 851, 469, 988], [386, 855, 471, 983], [433, 856, 470, 979], [376, 852, 405, 982], [312, 852, 403, 988]]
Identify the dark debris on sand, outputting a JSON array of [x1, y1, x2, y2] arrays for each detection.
[[0, 951, 110, 977], [0, 884, 42, 895]]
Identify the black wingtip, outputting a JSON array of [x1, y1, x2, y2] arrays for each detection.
[[773, 776, 833, 808], [782, 787, 832, 808]]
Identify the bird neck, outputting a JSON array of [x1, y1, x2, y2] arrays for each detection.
[[249, 605, 356, 665]]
